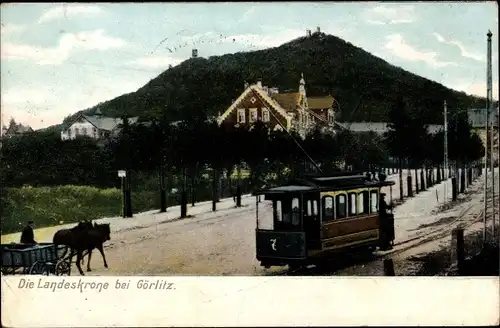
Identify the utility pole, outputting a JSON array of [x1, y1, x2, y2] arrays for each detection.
[[484, 30, 492, 242], [487, 30, 495, 239], [444, 100, 449, 201]]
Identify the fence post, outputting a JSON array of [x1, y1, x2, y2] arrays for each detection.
[[420, 169, 426, 191], [383, 258, 395, 276], [452, 228, 465, 275], [460, 168, 465, 193], [407, 175, 413, 197], [451, 177, 457, 201]]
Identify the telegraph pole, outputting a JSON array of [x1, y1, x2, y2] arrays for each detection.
[[444, 100, 449, 201], [487, 30, 495, 239], [484, 30, 492, 241]]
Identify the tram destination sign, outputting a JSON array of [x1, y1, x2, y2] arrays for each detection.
[[118, 170, 126, 178]]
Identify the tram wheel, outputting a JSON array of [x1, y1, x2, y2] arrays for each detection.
[[29, 261, 49, 275]]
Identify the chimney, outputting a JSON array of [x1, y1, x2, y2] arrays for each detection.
[[244, 81, 249, 89], [192, 49, 198, 58], [256, 79, 262, 89], [168, 64, 172, 69], [306, 29, 312, 37], [263, 86, 268, 94], [316, 26, 321, 33]]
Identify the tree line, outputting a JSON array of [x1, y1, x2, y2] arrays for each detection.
[[1, 97, 485, 216]]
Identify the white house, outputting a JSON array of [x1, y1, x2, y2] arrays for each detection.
[[60, 108, 139, 141]]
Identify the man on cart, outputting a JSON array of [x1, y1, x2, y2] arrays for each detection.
[[20, 220, 37, 244]]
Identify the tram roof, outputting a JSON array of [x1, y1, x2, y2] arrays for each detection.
[[254, 173, 395, 195]]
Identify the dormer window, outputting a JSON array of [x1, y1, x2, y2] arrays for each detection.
[[262, 109, 270, 122], [237, 109, 246, 123]]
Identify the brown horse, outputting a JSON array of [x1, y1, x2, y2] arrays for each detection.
[[84, 222, 111, 272], [53, 220, 111, 275]]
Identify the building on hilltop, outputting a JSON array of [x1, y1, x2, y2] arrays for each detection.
[[3, 121, 34, 138], [217, 73, 337, 138], [60, 108, 139, 141]]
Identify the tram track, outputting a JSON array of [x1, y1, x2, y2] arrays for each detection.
[[273, 197, 486, 276]]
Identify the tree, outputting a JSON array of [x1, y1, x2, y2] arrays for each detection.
[[385, 97, 412, 200]]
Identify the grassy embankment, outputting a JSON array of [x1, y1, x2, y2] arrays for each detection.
[[2, 185, 160, 235]]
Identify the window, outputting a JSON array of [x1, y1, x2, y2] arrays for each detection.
[[307, 200, 312, 216], [237, 109, 246, 123], [82, 127, 87, 135], [75, 127, 80, 135], [93, 127, 98, 136], [348, 192, 357, 216], [249, 108, 258, 122], [312, 200, 318, 215], [262, 109, 270, 122], [358, 191, 370, 215], [291, 198, 300, 226], [336, 194, 347, 219], [322, 196, 334, 221], [370, 190, 379, 214], [274, 200, 283, 221]]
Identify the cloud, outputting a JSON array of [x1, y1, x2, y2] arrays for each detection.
[[448, 80, 499, 101], [385, 34, 457, 68], [0, 23, 26, 36], [37, 4, 103, 24], [1, 73, 150, 130], [363, 4, 416, 25], [128, 55, 184, 69], [1, 29, 127, 66], [240, 7, 256, 22], [433, 33, 484, 61]]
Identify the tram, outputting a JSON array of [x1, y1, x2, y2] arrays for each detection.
[[254, 172, 395, 269]]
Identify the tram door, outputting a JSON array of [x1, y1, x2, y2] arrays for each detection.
[[302, 192, 321, 249]]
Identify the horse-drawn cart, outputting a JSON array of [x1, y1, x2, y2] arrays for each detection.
[[1, 243, 72, 275]]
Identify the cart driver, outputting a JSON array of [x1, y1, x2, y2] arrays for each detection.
[[20, 220, 37, 244]]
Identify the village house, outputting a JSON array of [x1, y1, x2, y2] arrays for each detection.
[[60, 108, 139, 141], [3, 122, 34, 138], [468, 107, 499, 164], [217, 73, 337, 138]]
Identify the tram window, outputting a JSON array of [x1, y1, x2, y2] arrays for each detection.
[[307, 200, 312, 216], [275, 200, 283, 221], [370, 191, 378, 213], [291, 198, 300, 226], [312, 200, 318, 215], [348, 193, 357, 216], [336, 194, 346, 219], [359, 191, 370, 214], [322, 196, 334, 221]]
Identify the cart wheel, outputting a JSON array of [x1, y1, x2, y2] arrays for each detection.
[[29, 261, 49, 275], [55, 260, 71, 276]]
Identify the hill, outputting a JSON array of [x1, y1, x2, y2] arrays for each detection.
[[60, 32, 489, 128]]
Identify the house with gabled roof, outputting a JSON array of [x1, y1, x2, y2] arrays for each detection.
[[4, 123, 34, 138], [217, 73, 337, 138], [60, 108, 139, 141]]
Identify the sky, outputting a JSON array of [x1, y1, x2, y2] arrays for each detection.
[[1, 2, 499, 130]]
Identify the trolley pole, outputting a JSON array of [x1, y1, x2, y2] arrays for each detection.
[[483, 30, 492, 242], [444, 100, 449, 201]]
